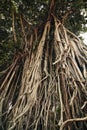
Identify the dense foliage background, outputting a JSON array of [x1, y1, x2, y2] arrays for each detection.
[[0, 0, 87, 71]]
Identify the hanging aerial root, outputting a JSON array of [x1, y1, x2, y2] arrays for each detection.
[[0, 15, 87, 130], [53, 16, 87, 130], [60, 116, 87, 130]]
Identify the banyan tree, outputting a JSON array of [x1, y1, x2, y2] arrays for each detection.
[[0, 0, 87, 130]]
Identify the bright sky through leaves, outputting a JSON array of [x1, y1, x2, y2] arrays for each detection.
[[80, 32, 87, 45]]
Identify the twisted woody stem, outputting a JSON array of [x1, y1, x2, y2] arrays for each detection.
[[47, 0, 56, 20]]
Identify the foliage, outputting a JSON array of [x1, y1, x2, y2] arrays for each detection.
[[0, 0, 87, 68], [0, 0, 87, 69]]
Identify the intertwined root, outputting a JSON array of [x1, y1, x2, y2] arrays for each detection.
[[0, 16, 87, 130]]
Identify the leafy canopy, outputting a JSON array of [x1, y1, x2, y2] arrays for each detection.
[[0, 0, 87, 69]]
